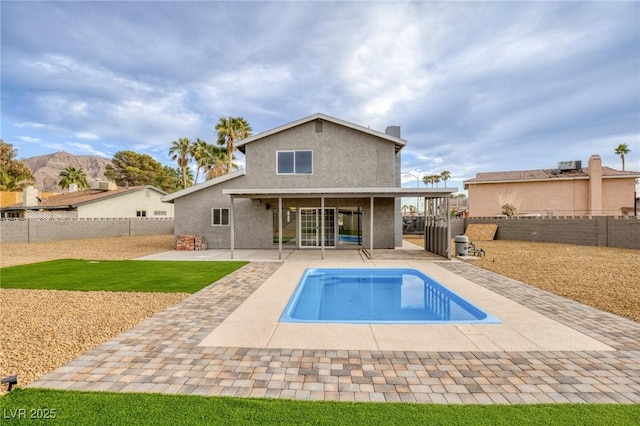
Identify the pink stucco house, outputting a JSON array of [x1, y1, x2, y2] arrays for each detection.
[[464, 155, 640, 217]]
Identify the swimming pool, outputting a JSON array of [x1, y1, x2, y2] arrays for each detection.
[[280, 268, 500, 324]]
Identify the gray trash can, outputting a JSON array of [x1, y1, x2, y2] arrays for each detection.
[[454, 235, 469, 256]]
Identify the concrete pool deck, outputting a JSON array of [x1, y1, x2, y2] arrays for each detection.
[[29, 247, 640, 404], [199, 259, 612, 353]]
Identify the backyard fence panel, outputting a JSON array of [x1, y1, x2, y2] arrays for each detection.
[[0, 218, 174, 243], [464, 216, 639, 249]]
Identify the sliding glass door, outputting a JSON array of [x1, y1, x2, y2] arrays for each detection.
[[299, 208, 336, 248]]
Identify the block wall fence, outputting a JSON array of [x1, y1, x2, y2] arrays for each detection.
[[0, 218, 174, 244], [2, 217, 638, 249], [453, 217, 639, 250]]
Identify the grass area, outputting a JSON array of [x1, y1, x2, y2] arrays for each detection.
[[1, 389, 639, 425], [0, 260, 248, 293]]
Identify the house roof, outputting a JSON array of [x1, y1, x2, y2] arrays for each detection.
[[1, 185, 167, 211], [464, 167, 640, 187], [161, 169, 246, 202], [235, 113, 407, 153], [223, 187, 456, 199]]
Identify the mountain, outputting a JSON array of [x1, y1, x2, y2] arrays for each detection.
[[24, 152, 113, 192]]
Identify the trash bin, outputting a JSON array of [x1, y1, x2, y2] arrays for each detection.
[[454, 235, 469, 256]]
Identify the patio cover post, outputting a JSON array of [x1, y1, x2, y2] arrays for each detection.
[[321, 195, 325, 260], [446, 196, 451, 259], [278, 196, 282, 260], [370, 195, 374, 259], [229, 195, 235, 259]]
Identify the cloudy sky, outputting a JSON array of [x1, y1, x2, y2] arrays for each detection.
[[2, 1, 639, 192]]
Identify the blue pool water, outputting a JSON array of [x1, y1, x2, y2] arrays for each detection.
[[280, 268, 500, 324]]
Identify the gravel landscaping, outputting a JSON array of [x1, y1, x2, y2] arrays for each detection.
[[1, 234, 639, 394], [0, 235, 185, 394], [404, 237, 640, 322]]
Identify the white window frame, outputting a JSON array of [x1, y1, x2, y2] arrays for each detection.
[[276, 150, 313, 175], [211, 207, 230, 226]]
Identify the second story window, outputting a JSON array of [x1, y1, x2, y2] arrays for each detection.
[[277, 150, 313, 175]]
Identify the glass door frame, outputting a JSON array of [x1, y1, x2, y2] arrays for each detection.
[[298, 207, 337, 249]]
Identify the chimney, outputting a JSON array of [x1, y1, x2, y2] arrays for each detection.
[[385, 125, 401, 138], [23, 186, 39, 206], [588, 155, 603, 216]]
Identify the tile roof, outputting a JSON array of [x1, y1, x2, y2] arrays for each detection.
[[464, 167, 640, 184], [3, 186, 165, 209]]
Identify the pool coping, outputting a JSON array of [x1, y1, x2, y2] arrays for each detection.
[[29, 256, 640, 404]]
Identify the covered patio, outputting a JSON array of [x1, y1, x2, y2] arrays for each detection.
[[222, 187, 456, 260]]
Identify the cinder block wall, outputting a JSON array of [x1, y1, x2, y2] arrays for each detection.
[[1, 219, 174, 243], [464, 217, 639, 249]]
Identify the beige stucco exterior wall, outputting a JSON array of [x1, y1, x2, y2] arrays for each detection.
[[467, 178, 634, 217]]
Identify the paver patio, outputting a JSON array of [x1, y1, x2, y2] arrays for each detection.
[[29, 251, 640, 404]]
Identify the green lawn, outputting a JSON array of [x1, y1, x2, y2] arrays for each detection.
[[0, 260, 248, 293], [1, 389, 638, 425]]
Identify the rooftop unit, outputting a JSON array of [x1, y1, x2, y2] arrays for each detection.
[[91, 180, 117, 191], [557, 160, 582, 171]]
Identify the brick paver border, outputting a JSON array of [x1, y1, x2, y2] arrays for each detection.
[[30, 261, 640, 403]]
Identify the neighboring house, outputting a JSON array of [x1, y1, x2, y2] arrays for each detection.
[[464, 155, 640, 217], [163, 113, 454, 257], [0, 190, 58, 208], [1, 183, 174, 219]]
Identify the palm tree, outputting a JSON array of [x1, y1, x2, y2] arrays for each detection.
[[176, 166, 194, 189], [169, 137, 192, 189], [190, 138, 210, 184], [58, 166, 89, 190], [440, 170, 451, 187], [205, 145, 232, 179], [433, 174, 441, 188], [215, 116, 252, 173], [614, 143, 630, 171], [422, 175, 433, 187]]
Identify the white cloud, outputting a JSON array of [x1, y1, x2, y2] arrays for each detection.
[[18, 136, 43, 143], [74, 132, 99, 140], [64, 142, 110, 158]]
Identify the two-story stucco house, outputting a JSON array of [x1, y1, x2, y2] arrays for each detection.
[[163, 113, 455, 258]]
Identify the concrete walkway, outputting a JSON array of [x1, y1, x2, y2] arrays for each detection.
[[30, 248, 640, 404]]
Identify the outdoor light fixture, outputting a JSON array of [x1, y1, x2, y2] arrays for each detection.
[[1, 375, 17, 392]]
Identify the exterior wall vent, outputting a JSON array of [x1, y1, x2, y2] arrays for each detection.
[[315, 119, 323, 133], [557, 160, 582, 171]]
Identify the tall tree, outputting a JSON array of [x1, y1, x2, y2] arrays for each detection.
[[169, 137, 192, 188], [205, 145, 232, 179], [58, 166, 89, 190], [440, 170, 451, 187], [422, 175, 434, 187], [190, 138, 209, 184], [105, 150, 179, 192], [0, 140, 34, 190], [614, 143, 630, 171], [177, 166, 194, 188], [433, 174, 441, 187], [215, 116, 252, 173]]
